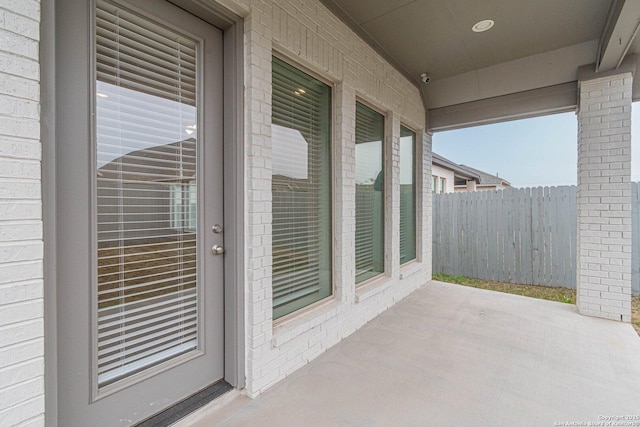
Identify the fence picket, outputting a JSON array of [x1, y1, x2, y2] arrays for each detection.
[[555, 187, 564, 287], [478, 191, 487, 279], [508, 188, 517, 283], [523, 187, 533, 285], [497, 189, 506, 283], [519, 188, 529, 284], [448, 192, 456, 276], [560, 186, 572, 287], [488, 191, 497, 281], [570, 185, 577, 289], [530, 187, 537, 284]]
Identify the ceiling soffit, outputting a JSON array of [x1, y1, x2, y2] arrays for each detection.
[[320, 0, 624, 112]]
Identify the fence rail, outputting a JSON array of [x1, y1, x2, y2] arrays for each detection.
[[433, 184, 640, 294]]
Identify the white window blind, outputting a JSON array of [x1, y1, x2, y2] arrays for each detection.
[[355, 102, 385, 284], [400, 126, 417, 264], [271, 57, 332, 319], [95, 0, 200, 387]]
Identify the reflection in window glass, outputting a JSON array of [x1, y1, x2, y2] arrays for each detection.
[[440, 177, 446, 194], [271, 57, 332, 319], [355, 102, 385, 283], [170, 181, 197, 231], [95, 0, 199, 387], [400, 126, 416, 264]]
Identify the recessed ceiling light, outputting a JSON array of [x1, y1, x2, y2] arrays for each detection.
[[472, 19, 494, 33]]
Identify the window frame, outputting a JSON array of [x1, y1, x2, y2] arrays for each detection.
[[170, 180, 198, 232], [270, 53, 336, 322], [354, 98, 387, 286], [399, 124, 418, 266]]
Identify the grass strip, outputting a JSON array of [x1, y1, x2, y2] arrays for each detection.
[[432, 273, 640, 336]]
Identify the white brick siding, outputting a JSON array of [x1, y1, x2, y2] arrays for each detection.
[[236, 0, 430, 396], [2, 0, 429, 414], [576, 73, 633, 322], [0, 0, 44, 426]]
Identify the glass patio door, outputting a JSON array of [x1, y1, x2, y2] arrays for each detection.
[[56, 0, 225, 425]]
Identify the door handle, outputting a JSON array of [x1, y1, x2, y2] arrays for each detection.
[[211, 245, 225, 255]]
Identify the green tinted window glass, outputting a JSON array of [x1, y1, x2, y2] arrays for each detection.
[[271, 57, 332, 319], [355, 102, 385, 283], [400, 126, 416, 264]]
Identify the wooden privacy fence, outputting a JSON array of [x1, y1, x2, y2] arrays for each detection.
[[432, 186, 578, 288], [434, 184, 640, 294]]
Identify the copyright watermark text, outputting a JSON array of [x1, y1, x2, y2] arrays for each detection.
[[554, 416, 640, 427]]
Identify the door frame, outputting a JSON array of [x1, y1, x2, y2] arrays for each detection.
[[41, 0, 245, 424]]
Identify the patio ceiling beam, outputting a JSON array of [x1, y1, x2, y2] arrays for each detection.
[[425, 40, 597, 110], [597, 0, 640, 72], [428, 82, 577, 132]]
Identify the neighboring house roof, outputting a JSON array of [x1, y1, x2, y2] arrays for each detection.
[[432, 153, 480, 183], [456, 164, 511, 187], [98, 138, 196, 182], [432, 152, 511, 187]]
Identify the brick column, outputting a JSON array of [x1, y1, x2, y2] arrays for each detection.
[[420, 130, 433, 277], [576, 72, 633, 322], [387, 113, 401, 277], [333, 83, 356, 303]]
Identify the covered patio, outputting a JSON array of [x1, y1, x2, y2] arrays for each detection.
[[6, 0, 640, 424], [177, 281, 640, 426]]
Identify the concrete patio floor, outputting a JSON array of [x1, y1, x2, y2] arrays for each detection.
[[175, 281, 640, 427]]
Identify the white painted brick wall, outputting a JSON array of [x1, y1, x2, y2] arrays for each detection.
[[233, 0, 429, 396], [0, 0, 44, 426], [421, 131, 433, 280], [576, 73, 632, 322], [0, 0, 428, 420]]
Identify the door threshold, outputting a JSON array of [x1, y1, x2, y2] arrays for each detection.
[[136, 381, 234, 427]]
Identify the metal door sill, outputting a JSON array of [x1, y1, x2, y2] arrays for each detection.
[[135, 380, 233, 427]]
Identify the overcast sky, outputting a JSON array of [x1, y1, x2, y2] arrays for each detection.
[[433, 103, 640, 188]]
